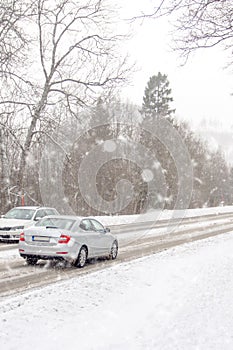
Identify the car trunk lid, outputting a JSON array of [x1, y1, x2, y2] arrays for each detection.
[[24, 227, 70, 245]]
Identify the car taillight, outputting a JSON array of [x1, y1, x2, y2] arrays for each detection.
[[19, 232, 25, 241], [58, 234, 70, 244]]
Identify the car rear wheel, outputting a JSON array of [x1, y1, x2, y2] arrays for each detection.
[[26, 257, 38, 265], [110, 241, 118, 260], [75, 246, 87, 268]]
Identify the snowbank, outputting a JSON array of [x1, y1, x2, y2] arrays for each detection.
[[95, 205, 233, 226], [1, 231, 233, 349]]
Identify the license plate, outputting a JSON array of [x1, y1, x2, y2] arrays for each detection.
[[32, 236, 50, 242]]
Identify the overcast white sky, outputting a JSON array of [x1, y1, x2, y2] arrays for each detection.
[[118, 0, 233, 130]]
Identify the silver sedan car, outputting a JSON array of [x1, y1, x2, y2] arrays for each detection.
[[18, 216, 118, 267]]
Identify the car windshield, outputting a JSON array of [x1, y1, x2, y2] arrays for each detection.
[[4, 208, 36, 220], [36, 217, 75, 230]]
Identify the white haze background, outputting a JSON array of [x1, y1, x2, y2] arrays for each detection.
[[117, 0, 233, 162]]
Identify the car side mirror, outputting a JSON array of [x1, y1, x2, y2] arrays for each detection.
[[105, 227, 110, 233]]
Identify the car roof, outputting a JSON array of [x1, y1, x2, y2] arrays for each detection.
[[42, 215, 82, 220], [40, 215, 102, 222], [12, 206, 56, 210]]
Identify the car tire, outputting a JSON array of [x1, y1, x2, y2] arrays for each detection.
[[75, 246, 87, 268], [26, 257, 38, 265], [109, 240, 118, 260]]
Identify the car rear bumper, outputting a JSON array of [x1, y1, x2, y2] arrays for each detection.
[[18, 241, 79, 262], [20, 253, 65, 261]]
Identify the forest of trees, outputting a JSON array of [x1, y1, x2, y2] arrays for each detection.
[[0, 0, 233, 215]]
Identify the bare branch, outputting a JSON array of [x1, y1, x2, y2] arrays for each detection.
[[134, 0, 233, 63]]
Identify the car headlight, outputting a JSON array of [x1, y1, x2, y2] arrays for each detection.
[[10, 226, 24, 231]]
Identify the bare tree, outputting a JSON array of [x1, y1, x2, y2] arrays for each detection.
[[0, 0, 131, 191], [137, 0, 233, 62], [0, 0, 34, 70]]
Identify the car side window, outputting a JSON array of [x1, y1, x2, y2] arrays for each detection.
[[79, 219, 92, 231], [90, 219, 105, 232], [34, 209, 46, 220], [45, 209, 57, 216]]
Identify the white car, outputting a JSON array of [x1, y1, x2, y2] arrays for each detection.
[[0, 206, 59, 242], [18, 215, 118, 267]]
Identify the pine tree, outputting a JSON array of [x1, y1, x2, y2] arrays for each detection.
[[142, 72, 175, 122], [139, 73, 176, 209]]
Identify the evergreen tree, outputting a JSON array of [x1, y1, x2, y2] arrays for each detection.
[[142, 72, 175, 122], [91, 96, 111, 126], [139, 73, 176, 209], [205, 149, 230, 207]]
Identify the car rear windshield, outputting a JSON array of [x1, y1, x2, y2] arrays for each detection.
[[4, 208, 36, 220], [36, 218, 75, 230]]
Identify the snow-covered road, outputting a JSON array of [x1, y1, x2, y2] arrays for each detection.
[[1, 230, 233, 349]]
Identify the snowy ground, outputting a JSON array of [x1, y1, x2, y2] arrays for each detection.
[[1, 230, 233, 349]]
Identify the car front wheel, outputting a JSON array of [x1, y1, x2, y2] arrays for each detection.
[[110, 241, 118, 260], [75, 246, 87, 268]]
